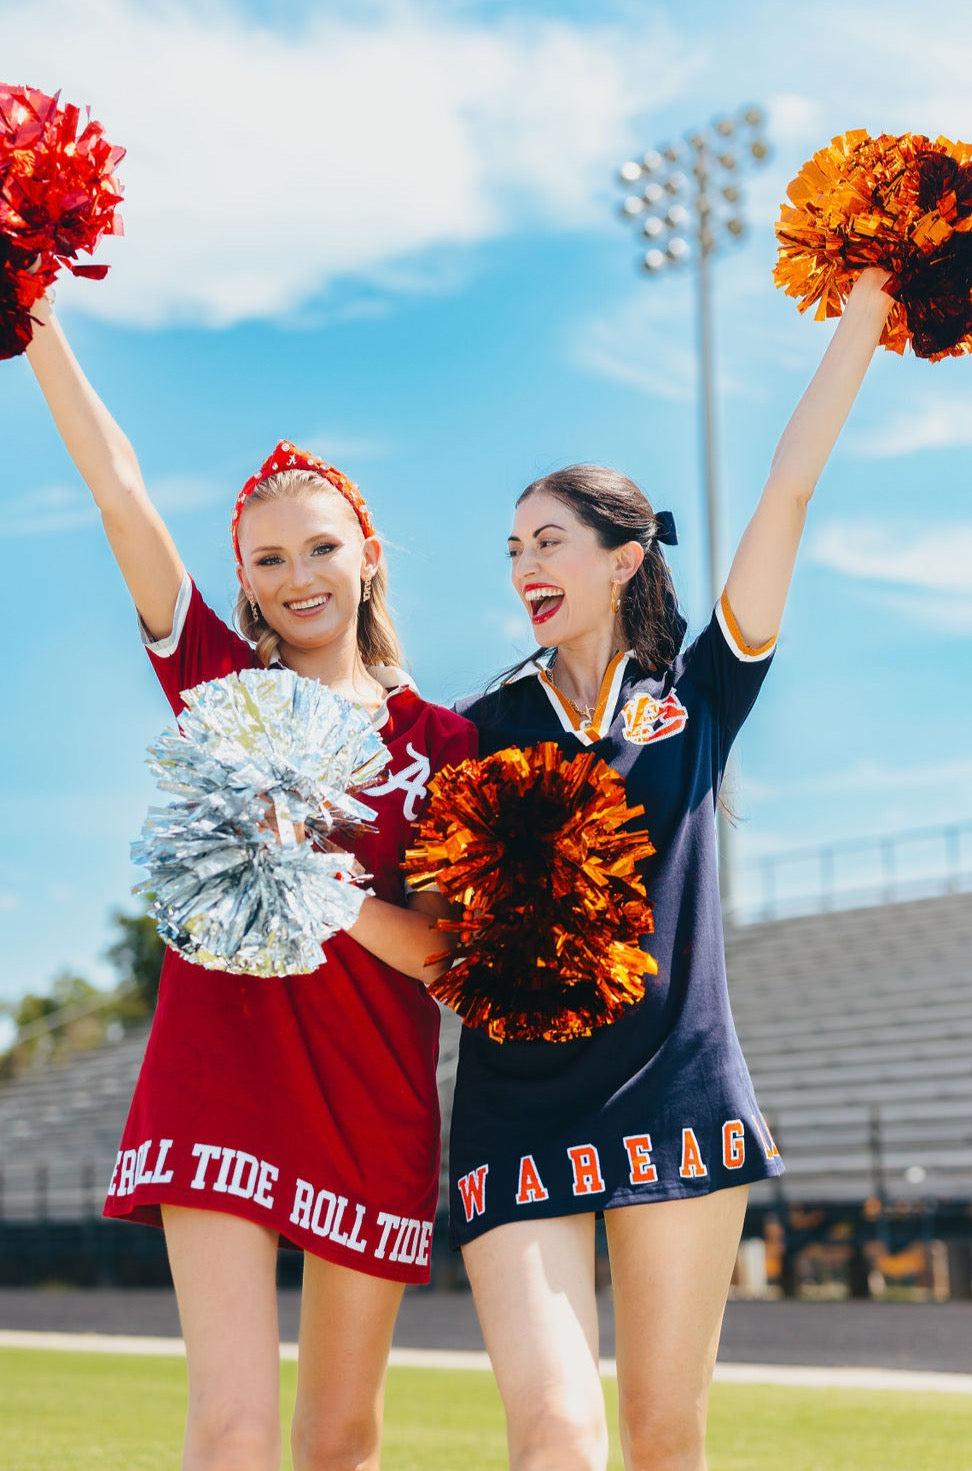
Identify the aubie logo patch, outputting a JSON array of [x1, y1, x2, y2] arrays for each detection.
[[620, 691, 688, 746]]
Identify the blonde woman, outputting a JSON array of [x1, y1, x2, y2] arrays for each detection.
[[25, 294, 475, 1471]]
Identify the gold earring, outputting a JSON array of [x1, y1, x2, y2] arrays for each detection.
[[610, 581, 620, 615], [361, 578, 372, 604], [248, 596, 260, 621]]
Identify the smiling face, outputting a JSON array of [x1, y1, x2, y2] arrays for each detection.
[[508, 489, 636, 647], [236, 485, 380, 657]]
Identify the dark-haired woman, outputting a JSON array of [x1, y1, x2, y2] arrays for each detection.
[[449, 268, 893, 1471]]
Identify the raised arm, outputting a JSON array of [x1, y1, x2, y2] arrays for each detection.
[[724, 267, 894, 647], [25, 296, 185, 638]]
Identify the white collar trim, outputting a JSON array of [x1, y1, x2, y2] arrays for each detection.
[[536, 652, 631, 746]]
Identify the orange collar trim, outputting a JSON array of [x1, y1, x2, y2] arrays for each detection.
[[539, 650, 629, 742]]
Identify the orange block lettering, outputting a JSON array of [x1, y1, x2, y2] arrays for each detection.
[[567, 1144, 605, 1196], [722, 1119, 745, 1169], [457, 1165, 489, 1223], [752, 1112, 781, 1160], [622, 1133, 658, 1185], [516, 1154, 550, 1205], [679, 1127, 708, 1179]]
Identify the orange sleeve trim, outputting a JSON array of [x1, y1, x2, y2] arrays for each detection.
[[719, 590, 777, 658]]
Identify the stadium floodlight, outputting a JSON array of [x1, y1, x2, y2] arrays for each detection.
[[614, 104, 771, 921]]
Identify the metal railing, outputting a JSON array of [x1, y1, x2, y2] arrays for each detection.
[[736, 820, 972, 924]]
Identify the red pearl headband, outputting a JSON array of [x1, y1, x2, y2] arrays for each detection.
[[230, 440, 374, 565]]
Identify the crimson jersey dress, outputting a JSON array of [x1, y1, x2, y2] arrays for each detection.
[[103, 576, 476, 1283]]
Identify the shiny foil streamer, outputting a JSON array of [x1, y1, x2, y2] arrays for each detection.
[[0, 83, 124, 359], [774, 130, 972, 360], [132, 669, 391, 976], [405, 743, 658, 1043]]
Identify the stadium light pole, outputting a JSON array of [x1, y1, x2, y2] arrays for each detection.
[[615, 107, 770, 924]]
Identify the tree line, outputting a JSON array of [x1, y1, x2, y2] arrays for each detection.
[[0, 907, 165, 1079]]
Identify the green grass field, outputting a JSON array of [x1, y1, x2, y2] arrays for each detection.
[[1, 1347, 970, 1470]]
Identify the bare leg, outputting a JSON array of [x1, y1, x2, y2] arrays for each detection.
[[463, 1214, 607, 1471], [606, 1186, 748, 1471], [290, 1252, 404, 1471], [163, 1205, 282, 1471]]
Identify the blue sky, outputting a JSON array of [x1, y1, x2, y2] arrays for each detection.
[[2, 0, 971, 1016]]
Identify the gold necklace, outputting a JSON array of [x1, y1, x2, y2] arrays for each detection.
[[542, 650, 622, 725], [543, 675, 594, 722]]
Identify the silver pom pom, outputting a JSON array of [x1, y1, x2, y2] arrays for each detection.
[[132, 669, 391, 976]]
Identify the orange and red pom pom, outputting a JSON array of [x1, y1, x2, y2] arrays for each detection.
[[774, 129, 972, 360], [0, 84, 124, 359], [405, 743, 658, 1043]]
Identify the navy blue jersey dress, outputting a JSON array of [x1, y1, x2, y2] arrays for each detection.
[[448, 592, 785, 1247]]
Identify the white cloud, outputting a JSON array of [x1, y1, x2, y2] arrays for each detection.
[[0, 472, 222, 535], [144, 473, 224, 512], [867, 586, 972, 635], [848, 391, 972, 459], [8, 0, 970, 343], [810, 519, 972, 595], [765, 93, 827, 150], [571, 283, 745, 401], [747, 755, 972, 816], [806, 519, 972, 634], [297, 431, 386, 464], [0, 483, 99, 537], [4, 0, 694, 328], [481, 601, 531, 639]]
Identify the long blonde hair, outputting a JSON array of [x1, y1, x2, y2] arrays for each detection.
[[233, 469, 404, 669]]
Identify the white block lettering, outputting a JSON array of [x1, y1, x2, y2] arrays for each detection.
[[190, 1143, 223, 1190], [290, 1178, 315, 1229], [374, 1212, 401, 1260], [254, 1159, 278, 1209]]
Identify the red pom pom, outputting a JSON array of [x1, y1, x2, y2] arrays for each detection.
[[774, 130, 972, 360], [0, 84, 124, 359]]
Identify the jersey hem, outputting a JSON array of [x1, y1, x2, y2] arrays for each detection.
[[449, 1158, 785, 1249], [104, 1189, 435, 1284]]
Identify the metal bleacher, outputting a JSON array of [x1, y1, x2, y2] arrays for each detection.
[[731, 891, 972, 1206], [0, 1022, 152, 1220], [1, 894, 970, 1233], [0, 1011, 466, 1224]]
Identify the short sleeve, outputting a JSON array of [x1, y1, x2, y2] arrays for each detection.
[[681, 590, 776, 744], [141, 573, 256, 716]]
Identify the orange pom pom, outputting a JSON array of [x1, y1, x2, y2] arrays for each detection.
[[405, 743, 658, 1043], [774, 130, 972, 360]]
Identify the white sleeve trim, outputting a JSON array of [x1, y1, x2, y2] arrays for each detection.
[[138, 571, 193, 658], [715, 595, 776, 664]]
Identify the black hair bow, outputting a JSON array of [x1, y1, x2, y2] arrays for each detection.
[[654, 510, 677, 546]]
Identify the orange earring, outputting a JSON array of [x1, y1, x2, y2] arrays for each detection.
[[610, 581, 620, 615]]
